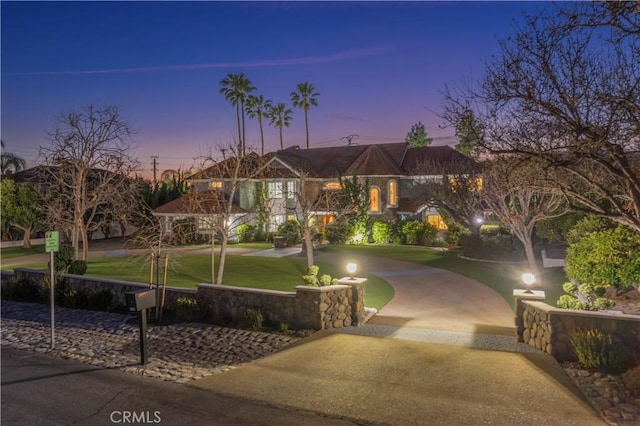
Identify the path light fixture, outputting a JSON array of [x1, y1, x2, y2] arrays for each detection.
[[522, 273, 535, 294], [346, 263, 357, 280]]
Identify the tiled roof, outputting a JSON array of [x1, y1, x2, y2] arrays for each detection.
[[345, 145, 405, 176], [152, 190, 246, 215], [397, 198, 429, 214]]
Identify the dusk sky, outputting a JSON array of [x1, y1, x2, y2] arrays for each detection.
[[2, 1, 545, 178]]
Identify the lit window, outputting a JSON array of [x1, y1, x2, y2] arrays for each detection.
[[323, 181, 343, 190], [426, 215, 448, 230], [388, 180, 398, 206], [369, 187, 380, 213], [268, 182, 283, 198], [449, 177, 483, 193], [210, 181, 223, 189]]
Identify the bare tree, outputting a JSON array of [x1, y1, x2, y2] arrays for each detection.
[[442, 2, 640, 231], [39, 106, 141, 260], [481, 158, 568, 273], [412, 158, 484, 235], [186, 146, 271, 284]]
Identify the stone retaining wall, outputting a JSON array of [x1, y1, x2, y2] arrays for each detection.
[[1, 269, 366, 330], [515, 295, 640, 361]]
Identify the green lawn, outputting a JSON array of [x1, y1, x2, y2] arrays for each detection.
[[1, 245, 46, 260], [321, 245, 567, 309], [12, 250, 394, 310]]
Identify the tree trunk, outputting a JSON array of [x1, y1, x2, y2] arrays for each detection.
[[279, 126, 283, 150], [216, 234, 228, 284], [21, 227, 32, 249], [303, 226, 314, 268], [258, 116, 265, 156], [304, 109, 310, 149], [80, 226, 89, 261], [210, 234, 216, 284], [236, 104, 242, 155]]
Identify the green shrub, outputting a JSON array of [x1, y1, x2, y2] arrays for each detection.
[[277, 220, 301, 245], [68, 260, 88, 275], [237, 223, 256, 243], [242, 307, 264, 330], [371, 221, 391, 245], [1, 276, 40, 301], [50, 244, 75, 273], [535, 213, 585, 243], [88, 289, 113, 311], [279, 322, 290, 332], [570, 329, 623, 372], [565, 224, 640, 289], [445, 222, 469, 247], [566, 216, 614, 244], [325, 216, 354, 245], [59, 288, 87, 309], [319, 274, 338, 286], [460, 233, 525, 261], [302, 265, 337, 287], [176, 297, 202, 322], [556, 282, 616, 311]]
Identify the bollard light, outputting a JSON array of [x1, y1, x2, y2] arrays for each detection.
[[522, 273, 535, 294], [346, 263, 357, 280]]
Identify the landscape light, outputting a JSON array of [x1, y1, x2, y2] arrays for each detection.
[[346, 263, 357, 280], [522, 273, 535, 294]]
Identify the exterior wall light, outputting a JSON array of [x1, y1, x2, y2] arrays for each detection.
[[522, 273, 535, 294], [346, 263, 357, 280]]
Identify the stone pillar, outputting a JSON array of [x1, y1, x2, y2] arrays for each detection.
[[513, 289, 545, 342], [337, 277, 367, 327]]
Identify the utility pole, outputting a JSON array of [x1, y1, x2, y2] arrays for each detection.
[[150, 156, 158, 188], [341, 134, 359, 146]]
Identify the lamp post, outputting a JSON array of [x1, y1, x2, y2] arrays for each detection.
[[522, 273, 535, 294], [346, 263, 357, 280]]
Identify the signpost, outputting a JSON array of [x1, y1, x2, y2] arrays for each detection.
[[45, 231, 59, 349]]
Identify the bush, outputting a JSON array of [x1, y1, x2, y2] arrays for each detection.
[[570, 329, 623, 373], [565, 224, 640, 288], [1, 276, 40, 301], [242, 307, 264, 330], [277, 220, 301, 245], [460, 233, 525, 262], [302, 265, 338, 287], [176, 297, 202, 322], [88, 289, 114, 311], [535, 213, 585, 243], [50, 244, 75, 273], [444, 222, 469, 247], [566, 216, 614, 244], [237, 223, 256, 243], [556, 282, 616, 311], [68, 260, 88, 275], [325, 216, 354, 245]]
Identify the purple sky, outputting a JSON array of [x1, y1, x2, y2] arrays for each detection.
[[1, 1, 545, 178]]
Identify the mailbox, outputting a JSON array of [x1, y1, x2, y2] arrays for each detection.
[[126, 289, 156, 312]]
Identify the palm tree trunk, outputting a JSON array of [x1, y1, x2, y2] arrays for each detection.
[[304, 109, 310, 149], [240, 100, 246, 156], [258, 116, 265, 156], [235, 103, 242, 154], [279, 126, 284, 150]]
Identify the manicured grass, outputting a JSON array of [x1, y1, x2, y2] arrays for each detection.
[[18, 251, 394, 310], [1, 245, 46, 260], [321, 245, 567, 309]]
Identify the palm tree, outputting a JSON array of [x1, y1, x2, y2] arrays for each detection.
[[246, 95, 273, 156], [290, 82, 319, 149], [219, 73, 255, 156], [1, 140, 27, 176], [267, 103, 293, 150]]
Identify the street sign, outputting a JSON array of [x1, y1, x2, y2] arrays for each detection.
[[45, 231, 59, 253]]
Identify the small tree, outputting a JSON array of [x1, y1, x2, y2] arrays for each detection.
[[0, 179, 44, 248], [405, 121, 433, 148]]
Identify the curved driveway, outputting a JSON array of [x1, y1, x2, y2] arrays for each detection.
[[315, 251, 516, 335]]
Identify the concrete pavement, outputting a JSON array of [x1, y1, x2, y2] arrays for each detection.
[[192, 332, 603, 425]]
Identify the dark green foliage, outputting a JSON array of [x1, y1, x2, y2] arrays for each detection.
[[175, 297, 203, 323], [566, 216, 614, 244], [405, 121, 433, 147], [277, 219, 301, 245], [242, 307, 264, 330], [324, 216, 353, 245], [566, 224, 640, 288], [570, 329, 624, 373], [535, 213, 585, 243], [460, 233, 525, 262], [1, 275, 40, 301], [302, 265, 337, 287], [371, 221, 392, 244], [556, 282, 615, 311], [237, 223, 256, 243], [50, 244, 75, 273], [87, 289, 114, 311], [401, 220, 437, 246], [68, 260, 88, 275]]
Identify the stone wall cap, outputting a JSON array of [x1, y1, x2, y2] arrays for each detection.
[[337, 277, 368, 285], [513, 289, 546, 300], [523, 300, 640, 322], [294, 284, 351, 292], [198, 283, 295, 297]]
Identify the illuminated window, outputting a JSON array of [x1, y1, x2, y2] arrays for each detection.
[[210, 181, 223, 189], [426, 214, 448, 230], [387, 180, 398, 206], [369, 187, 380, 213], [323, 181, 343, 190], [323, 214, 335, 225], [268, 182, 283, 198], [449, 177, 483, 193], [286, 180, 298, 199]]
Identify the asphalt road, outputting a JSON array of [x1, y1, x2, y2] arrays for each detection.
[[1, 348, 363, 426]]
